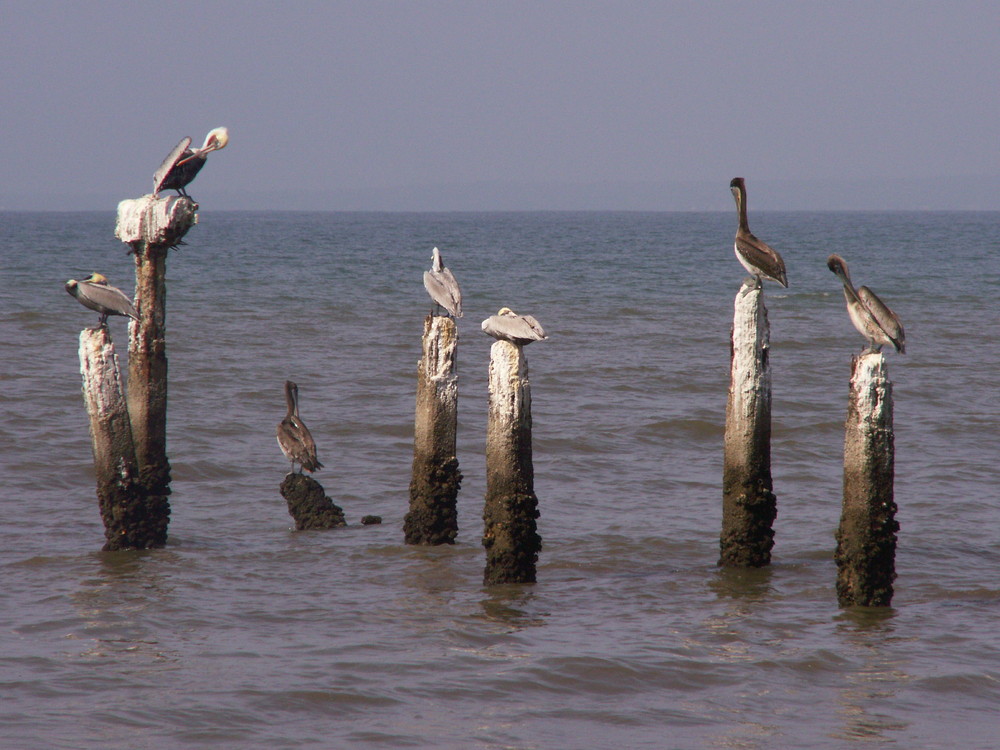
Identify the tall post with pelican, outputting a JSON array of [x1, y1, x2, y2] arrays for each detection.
[[827, 254, 904, 606], [115, 194, 196, 545], [481, 307, 547, 584], [406, 248, 464, 545], [720, 178, 786, 567]]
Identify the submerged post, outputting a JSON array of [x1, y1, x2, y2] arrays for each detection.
[[405, 315, 462, 544], [835, 352, 898, 606], [115, 195, 196, 528], [79, 327, 162, 550], [720, 282, 777, 567], [483, 340, 541, 585]]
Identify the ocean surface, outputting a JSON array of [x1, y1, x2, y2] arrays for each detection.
[[1, 210, 998, 749]]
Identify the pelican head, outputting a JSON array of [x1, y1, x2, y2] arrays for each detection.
[[827, 254, 850, 280], [730, 177, 745, 204], [430, 246, 443, 272], [64, 272, 109, 292], [497, 307, 514, 316], [201, 127, 229, 154], [176, 127, 229, 166]]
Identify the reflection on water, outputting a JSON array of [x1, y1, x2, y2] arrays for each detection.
[[68, 550, 179, 666], [709, 565, 776, 603], [479, 585, 545, 630], [832, 607, 910, 743]]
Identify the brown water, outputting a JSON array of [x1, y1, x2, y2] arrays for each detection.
[[1, 211, 998, 748]]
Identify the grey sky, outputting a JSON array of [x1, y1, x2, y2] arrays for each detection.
[[2, 1, 997, 210]]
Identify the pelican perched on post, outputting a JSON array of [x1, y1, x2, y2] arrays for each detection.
[[827, 254, 905, 354], [481, 307, 548, 346], [65, 273, 139, 328], [276, 380, 323, 474], [423, 246, 463, 317], [730, 177, 788, 288], [153, 127, 229, 198]]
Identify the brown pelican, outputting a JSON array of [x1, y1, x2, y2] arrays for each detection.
[[481, 307, 548, 345], [422, 246, 463, 317], [276, 380, 323, 474], [65, 273, 139, 328], [730, 177, 788, 288], [827, 254, 905, 354], [153, 127, 229, 198]]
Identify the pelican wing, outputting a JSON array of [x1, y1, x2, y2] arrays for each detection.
[[735, 233, 788, 287], [423, 269, 463, 317], [519, 314, 546, 340], [153, 137, 191, 194], [858, 286, 905, 353], [277, 417, 323, 472], [482, 313, 547, 344], [78, 281, 139, 320]]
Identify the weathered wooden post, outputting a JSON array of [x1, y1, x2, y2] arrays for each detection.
[[720, 282, 777, 567], [78, 327, 160, 550], [405, 315, 462, 544], [115, 195, 197, 538], [483, 340, 541, 584], [835, 352, 898, 606]]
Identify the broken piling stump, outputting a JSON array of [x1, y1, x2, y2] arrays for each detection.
[[115, 195, 196, 514], [78, 327, 165, 550], [280, 473, 346, 530], [720, 281, 777, 567], [405, 315, 462, 545], [835, 351, 898, 607], [483, 340, 541, 585]]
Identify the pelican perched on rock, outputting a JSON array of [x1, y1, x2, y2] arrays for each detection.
[[276, 381, 323, 474], [423, 246, 463, 317], [65, 273, 139, 328], [153, 127, 229, 198], [481, 307, 548, 345], [827, 255, 905, 354], [730, 177, 788, 288]]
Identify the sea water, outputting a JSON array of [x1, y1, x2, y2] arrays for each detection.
[[0, 210, 998, 748]]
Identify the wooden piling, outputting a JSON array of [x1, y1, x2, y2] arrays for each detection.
[[115, 195, 196, 508], [835, 352, 898, 607], [720, 282, 777, 567], [405, 315, 462, 545], [79, 327, 164, 550], [483, 340, 541, 585]]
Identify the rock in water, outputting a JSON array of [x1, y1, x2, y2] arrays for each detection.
[[280, 474, 345, 530]]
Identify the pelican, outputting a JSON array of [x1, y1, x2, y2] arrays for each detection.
[[730, 177, 788, 288], [422, 246, 463, 317], [481, 307, 548, 345], [65, 273, 139, 328], [827, 254, 905, 354], [153, 127, 229, 198], [276, 380, 323, 474]]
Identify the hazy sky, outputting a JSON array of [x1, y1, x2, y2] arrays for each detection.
[[2, 1, 998, 210]]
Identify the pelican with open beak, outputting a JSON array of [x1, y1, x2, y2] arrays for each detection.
[[153, 127, 229, 198]]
